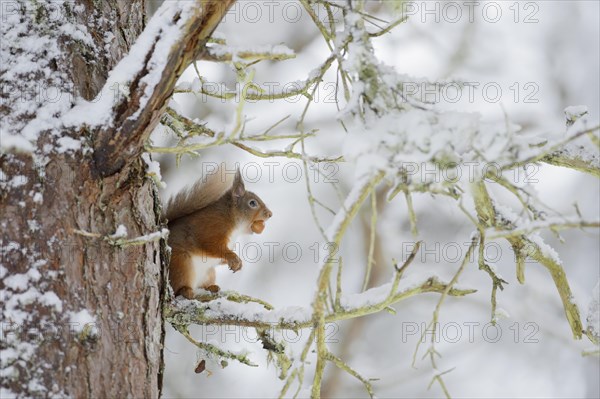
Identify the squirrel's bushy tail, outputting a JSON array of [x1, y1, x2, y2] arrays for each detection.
[[163, 168, 234, 223]]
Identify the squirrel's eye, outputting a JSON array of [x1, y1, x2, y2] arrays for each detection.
[[248, 199, 258, 208]]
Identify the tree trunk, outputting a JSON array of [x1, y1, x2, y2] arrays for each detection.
[[1, 1, 234, 396]]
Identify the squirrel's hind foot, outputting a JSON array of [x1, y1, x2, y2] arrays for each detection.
[[177, 286, 195, 299], [205, 284, 221, 293]]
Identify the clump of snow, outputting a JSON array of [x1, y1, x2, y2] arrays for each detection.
[[211, 31, 226, 41], [59, 22, 95, 48], [190, 78, 202, 93], [565, 110, 593, 136], [527, 233, 562, 265], [3, 274, 29, 291], [142, 153, 167, 188], [27, 220, 40, 232], [494, 307, 511, 320], [38, 292, 63, 312], [27, 268, 41, 281], [586, 280, 600, 343], [9, 176, 28, 188], [340, 274, 421, 310], [493, 203, 520, 228], [564, 105, 588, 121], [56, 136, 82, 153], [69, 309, 98, 335], [32, 192, 43, 204], [0, 135, 34, 153], [554, 141, 599, 169], [109, 225, 128, 239]]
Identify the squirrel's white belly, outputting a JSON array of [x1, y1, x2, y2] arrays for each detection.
[[191, 255, 220, 287]]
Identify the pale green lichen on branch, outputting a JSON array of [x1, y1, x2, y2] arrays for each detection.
[[470, 180, 588, 340]]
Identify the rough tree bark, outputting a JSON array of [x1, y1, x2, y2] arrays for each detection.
[[1, 1, 234, 397]]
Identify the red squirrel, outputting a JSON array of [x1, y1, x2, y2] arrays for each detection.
[[164, 168, 272, 299]]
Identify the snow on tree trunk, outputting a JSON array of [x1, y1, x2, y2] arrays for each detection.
[[1, 0, 234, 396]]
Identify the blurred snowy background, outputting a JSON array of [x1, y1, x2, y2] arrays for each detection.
[[151, 1, 600, 397]]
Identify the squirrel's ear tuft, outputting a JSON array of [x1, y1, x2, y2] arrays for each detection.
[[232, 168, 246, 199]]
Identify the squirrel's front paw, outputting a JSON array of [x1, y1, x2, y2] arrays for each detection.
[[227, 255, 242, 272]]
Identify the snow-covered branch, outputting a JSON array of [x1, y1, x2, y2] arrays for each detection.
[[164, 276, 475, 357], [75, 0, 235, 177]]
